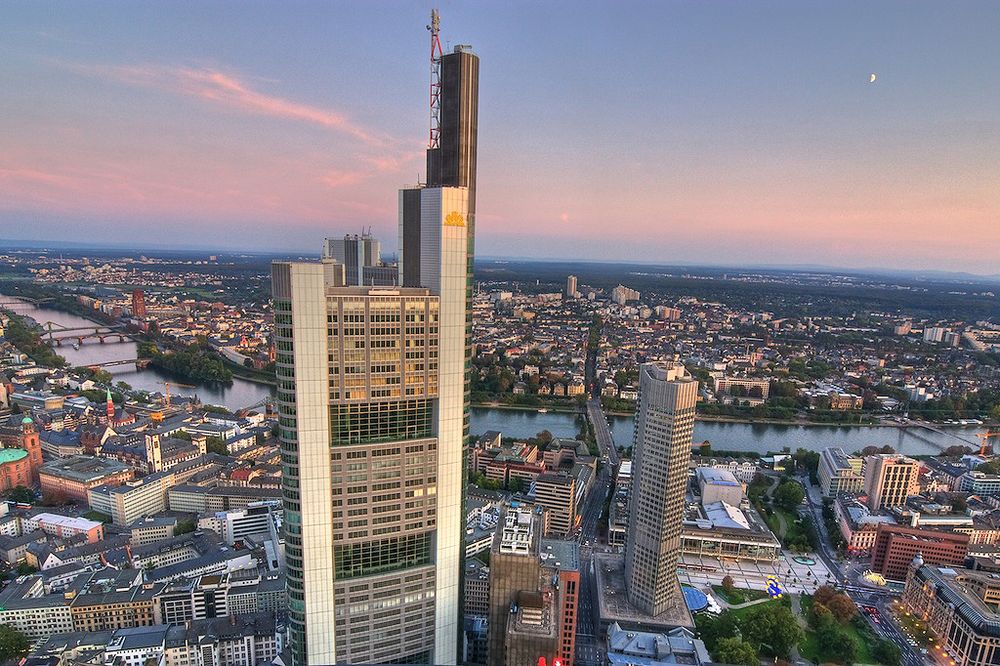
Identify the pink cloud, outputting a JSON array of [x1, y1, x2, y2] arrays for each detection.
[[320, 169, 368, 188], [68, 62, 392, 148]]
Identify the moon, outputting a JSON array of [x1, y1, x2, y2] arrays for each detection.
[[869, 73, 877, 83]]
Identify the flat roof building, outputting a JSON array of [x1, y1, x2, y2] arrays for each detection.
[[872, 523, 969, 581], [696, 467, 744, 507], [819, 447, 864, 497], [532, 472, 576, 537], [39, 456, 134, 504]]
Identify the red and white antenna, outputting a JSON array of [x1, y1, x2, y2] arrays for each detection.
[[427, 9, 443, 149]]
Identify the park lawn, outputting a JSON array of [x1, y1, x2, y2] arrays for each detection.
[[797, 595, 876, 665], [711, 585, 769, 605], [727, 595, 790, 622], [765, 507, 803, 539]]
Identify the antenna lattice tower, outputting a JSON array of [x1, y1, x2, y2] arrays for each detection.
[[427, 9, 443, 149]]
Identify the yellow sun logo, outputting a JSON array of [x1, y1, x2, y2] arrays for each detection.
[[445, 211, 465, 227]]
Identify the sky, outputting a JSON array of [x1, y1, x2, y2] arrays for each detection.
[[1, 1, 999, 273]]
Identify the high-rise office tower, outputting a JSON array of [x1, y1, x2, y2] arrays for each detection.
[[624, 362, 698, 617], [566, 275, 577, 299], [322, 232, 387, 286], [864, 454, 920, 511], [277, 13, 476, 666], [131, 289, 146, 318]]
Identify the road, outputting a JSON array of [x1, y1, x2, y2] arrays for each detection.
[[799, 474, 926, 666], [587, 398, 619, 466], [575, 399, 617, 666]]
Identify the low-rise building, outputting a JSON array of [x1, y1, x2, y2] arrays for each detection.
[[167, 484, 281, 513], [606, 622, 711, 666], [21, 513, 104, 543], [129, 515, 178, 546], [681, 501, 782, 563], [688, 455, 759, 484], [903, 562, 1000, 666], [87, 470, 176, 525], [696, 467, 744, 506], [871, 523, 969, 581], [834, 497, 896, 554], [39, 456, 133, 504]]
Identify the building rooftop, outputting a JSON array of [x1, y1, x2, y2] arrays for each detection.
[[39, 456, 131, 483], [701, 501, 750, 530], [0, 448, 27, 464], [29, 513, 102, 532], [595, 552, 694, 631], [914, 565, 1000, 638], [539, 538, 579, 572], [695, 467, 741, 487]]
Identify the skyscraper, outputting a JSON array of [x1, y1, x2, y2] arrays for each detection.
[[276, 13, 477, 666], [566, 275, 577, 299], [131, 289, 146, 318], [625, 362, 698, 617], [322, 232, 389, 286]]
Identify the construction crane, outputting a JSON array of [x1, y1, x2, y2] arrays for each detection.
[[978, 430, 1000, 457], [160, 381, 196, 408]]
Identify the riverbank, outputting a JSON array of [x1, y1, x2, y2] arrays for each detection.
[[2, 297, 274, 410], [471, 401, 583, 415]]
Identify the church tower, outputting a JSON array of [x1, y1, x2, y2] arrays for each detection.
[[105, 388, 115, 425], [20, 416, 43, 485]]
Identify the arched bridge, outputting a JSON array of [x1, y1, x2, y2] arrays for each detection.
[[41, 322, 136, 346]]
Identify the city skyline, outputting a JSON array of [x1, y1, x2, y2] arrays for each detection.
[[3, 1, 999, 273]]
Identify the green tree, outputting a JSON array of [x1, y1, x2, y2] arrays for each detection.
[[774, 480, 805, 511], [206, 436, 228, 456], [0, 625, 29, 662], [817, 623, 857, 664], [695, 610, 738, 653], [740, 603, 803, 659], [15, 562, 37, 576], [721, 575, 735, 593], [176, 518, 197, 535], [3, 486, 34, 504], [92, 369, 113, 384], [713, 637, 758, 666], [826, 592, 859, 624]]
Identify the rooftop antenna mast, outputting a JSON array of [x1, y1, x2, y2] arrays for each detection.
[[427, 9, 443, 150]]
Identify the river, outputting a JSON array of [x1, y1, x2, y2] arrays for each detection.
[[469, 407, 987, 457], [2, 300, 273, 411], [3, 299, 987, 455]]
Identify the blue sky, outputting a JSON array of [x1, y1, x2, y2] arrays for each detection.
[[2, 1, 999, 272]]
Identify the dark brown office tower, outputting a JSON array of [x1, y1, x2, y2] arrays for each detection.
[[131, 289, 146, 318], [426, 47, 479, 202]]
